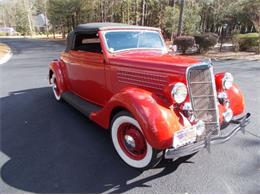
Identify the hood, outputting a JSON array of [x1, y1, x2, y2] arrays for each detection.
[[108, 50, 201, 74]]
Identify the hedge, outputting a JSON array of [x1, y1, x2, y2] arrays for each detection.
[[173, 36, 195, 54], [232, 33, 260, 52], [194, 33, 218, 53]]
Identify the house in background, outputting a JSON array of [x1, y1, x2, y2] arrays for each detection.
[[32, 13, 49, 33]]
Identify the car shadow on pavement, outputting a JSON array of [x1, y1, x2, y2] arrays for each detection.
[[0, 87, 194, 193]]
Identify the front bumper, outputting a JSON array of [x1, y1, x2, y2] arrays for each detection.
[[164, 113, 251, 159]]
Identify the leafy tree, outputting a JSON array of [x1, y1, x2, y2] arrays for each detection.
[[1, 0, 259, 40], [183, 1, 201, 35], [15, 4, 30, 35], [162, 6, 180, 40], [243, 0, 260, 33]]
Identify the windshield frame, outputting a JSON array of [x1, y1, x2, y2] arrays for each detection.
[[100, 29, 167, 53]]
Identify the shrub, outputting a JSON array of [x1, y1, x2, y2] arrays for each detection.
[[194, 33, 218, 53], [173, 36, 195, 54], [232, 33, 260, 52]]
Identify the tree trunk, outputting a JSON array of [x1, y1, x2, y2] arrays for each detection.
[[103, 1, 106, 22], [219, 27, 224, 52], [23, 0, 34, 36], [52, 24, 56, 39], [111, 0, 114, 22], [158, 1, 162, 28], [257, 41, 260, 54], [135, 0, 138, 25], [27, 11, 33, 36], [177, 0, 185, 36], [44, 0, 49, 38], [72, 14, 75, 29], [66, 17, 70, 34], [101, 1, 104, 22], [141, 0, 145, 26], [121, 3, 124, 23], [127, 0, 130, 24]]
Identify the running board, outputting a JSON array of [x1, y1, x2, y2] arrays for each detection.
[[61, 92, 102, 118]]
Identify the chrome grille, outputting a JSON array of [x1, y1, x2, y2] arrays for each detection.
[[187, 64, 220, 138]]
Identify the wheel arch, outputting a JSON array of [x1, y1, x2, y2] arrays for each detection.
[[48, 59, 67, 93], [48, 69, 53, 84], [109, 106, 129, 127]]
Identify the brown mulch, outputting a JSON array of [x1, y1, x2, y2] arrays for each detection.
[[0, 43, 11, 58]]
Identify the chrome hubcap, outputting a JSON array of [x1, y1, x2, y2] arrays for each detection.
[[124, 135, 136, 149]]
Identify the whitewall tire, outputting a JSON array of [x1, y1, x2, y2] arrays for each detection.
[[111, 111, 163, 170], [50, 74, 61, 101]]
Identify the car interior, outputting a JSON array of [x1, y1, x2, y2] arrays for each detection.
[[74, 33, 102, 53]]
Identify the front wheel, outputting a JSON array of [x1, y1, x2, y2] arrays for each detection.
[[111, 111, 163, 170]]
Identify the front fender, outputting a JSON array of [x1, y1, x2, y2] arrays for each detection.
[[215, 73, 245, 116], [226, 84, 245, 115], [90, 88, 182, 149], [49, 59, 67, 93]]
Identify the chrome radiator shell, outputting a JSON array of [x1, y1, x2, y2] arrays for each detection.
[[186, 63, 220, 138]]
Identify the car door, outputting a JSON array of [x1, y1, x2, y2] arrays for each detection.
[[66, 32, 107, 106]]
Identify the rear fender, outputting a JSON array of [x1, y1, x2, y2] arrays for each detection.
[[90, 88, 183, 149], [49, 59, 67, 93]]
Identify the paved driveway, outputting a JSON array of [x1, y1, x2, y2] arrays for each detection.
[[0, 38, 259, 193]]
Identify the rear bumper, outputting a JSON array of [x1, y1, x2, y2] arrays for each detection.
[[164, 113, 251, 159]]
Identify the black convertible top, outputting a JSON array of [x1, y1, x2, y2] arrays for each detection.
[[74, 22, 160, 32], [66, 22, 160, 51]]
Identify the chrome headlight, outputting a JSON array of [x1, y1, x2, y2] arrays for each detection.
[[222, 72, 234, 90], [171, 82, 187, 104]]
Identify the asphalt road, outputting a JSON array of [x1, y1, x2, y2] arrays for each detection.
[[0, 38, 259, 194]]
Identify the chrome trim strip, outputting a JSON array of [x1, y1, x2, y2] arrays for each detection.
[[209, 65, 220, 135]]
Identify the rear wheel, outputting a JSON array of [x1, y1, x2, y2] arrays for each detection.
[[111, 111, 163, 170], [50, 74, 62, 101]]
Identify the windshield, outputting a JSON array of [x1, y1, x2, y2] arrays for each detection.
[[102, 30, 166, 52]]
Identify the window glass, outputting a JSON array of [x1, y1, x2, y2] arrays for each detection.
[[103, 30, 165, 52], [74, 33, 102, 53]]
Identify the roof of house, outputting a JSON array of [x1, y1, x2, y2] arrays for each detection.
[[74, 22, 160, 32], [32, 13, 48, 28]]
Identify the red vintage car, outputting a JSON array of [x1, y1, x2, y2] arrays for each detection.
[[49, 23, 250, 170]]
